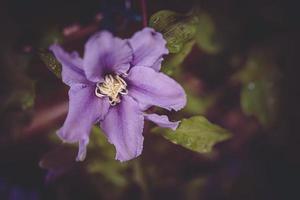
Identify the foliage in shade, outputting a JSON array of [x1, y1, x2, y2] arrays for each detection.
[[39, 28, 64, 48], [183, 91, 216, 115], [194, 12, 221, 54], [162, 40, 195, 76], [86, 127, 130, 188], [39, 49, 62, 78], [152, 116, 232, 154], [233, 53, 281, 126], [149, 10, 197, 53], [1, 0, 298, 199], [0, 42, 35, 139], [149, 10, 220, 55]]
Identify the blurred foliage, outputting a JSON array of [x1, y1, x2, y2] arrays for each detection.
[[152, 116, 231, 154], [233, 52, 281, 126], [0, 0, 297, 198], [38, 27, 63, 79], [162, 40, 195, 76], [183, 91, 216, 115], [149, 9, 220, 54], [149, 10, 197, 53], [39, 27, 64, 48], [41, 126, 152, 199], [184, 177, 207, 200], [194, 12, 221, 54], [43, 127, 130, 187], [39, 49, 62, 79], [86, 127, 130, 188], [0, 42, 35, 140]]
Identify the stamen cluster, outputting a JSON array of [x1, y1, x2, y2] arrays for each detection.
[[95, 74, 128, 105]]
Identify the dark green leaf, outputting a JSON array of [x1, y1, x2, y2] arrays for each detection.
[[162, 40, 195, 76], [86, 127, 129, 187], [39, 49, 62, 78], [152, 116, 232, 154], [39, 27, 64, 48], [149, 10, 197, 53], [194, 12, 221, 54], [234, 53, 281, 126], [240, 78, 279, 126], [183, 92, 216, 115]]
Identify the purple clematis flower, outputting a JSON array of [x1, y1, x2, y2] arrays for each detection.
[[49, 28, 186, 162]]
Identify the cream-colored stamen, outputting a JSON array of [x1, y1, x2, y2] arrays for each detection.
[[95, 74, 128, 106]]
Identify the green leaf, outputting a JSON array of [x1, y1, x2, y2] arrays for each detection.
[[149, 10, 197, 53], [241, 78, 279, 126], [194, 12, 221, 54], [39, 49, 62, 78], [162, 40, 195, 76], [39, 27, 64, 48], [234, 53, 281, 126], [183, 92, 216, 115], [152, 116, 232, 154], [86, 127, 129, 187], [38, 27, 64, 78], [0, 42, 36, 139], [88, 126, 117, 157], [184, 177, 207, 200]]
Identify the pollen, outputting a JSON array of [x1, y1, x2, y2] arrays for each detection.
[[95, 74, 128, 106]]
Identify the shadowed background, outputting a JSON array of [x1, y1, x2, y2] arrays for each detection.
[[0, 0, 300, 199]]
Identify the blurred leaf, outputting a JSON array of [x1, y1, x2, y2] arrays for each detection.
[[232, 57, 265, 84], [38, 27, 63, 78], [149, 10, 197, 53], [86, 127, 129, 187], [241, 78, 279, 126], [162, 40, 195, 76], [19, 87, 35, 110], [194, 12, 221, 54], [87, 160, 128, 187], [39, 49, 62, 78], [150, 9, 221, 54], [152, 116, 232, 154], [183, 91, 216, 115], [132, 160, 149, 199], [88, 126, 115, 156], [234, 53, 280, 126], [39, 27, 63, 48], [0, 44, 35, 139], [44, 126, 129, 187], [184, 177, 207, 200]]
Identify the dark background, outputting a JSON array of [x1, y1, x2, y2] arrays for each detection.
[[0, 0, 300, 199]]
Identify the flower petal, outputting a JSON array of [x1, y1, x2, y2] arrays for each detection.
[[83, 31, 132, 82], [144, 113, 179, 130], [49, 44, 90, 86], [129, 28, 168, 71], [127, 66, 186, 111], [100, 96, 144, 162], [57, 85, 110, 161]]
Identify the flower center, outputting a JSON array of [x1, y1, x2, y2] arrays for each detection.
[[95, 74, 128, 106]]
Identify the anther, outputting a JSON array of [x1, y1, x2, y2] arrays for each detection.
[[94, 74, 128, 106]]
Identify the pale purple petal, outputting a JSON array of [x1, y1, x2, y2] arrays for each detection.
[[144, 113, 179, 130], [129, 28, 168, 71], [127, 66, 186, 111], [100, 96, 144, 162], [77, 138, 89, 161], [57, 85, 110, 161], [83, 31, 132, 82], [49, 44, 90, 86]]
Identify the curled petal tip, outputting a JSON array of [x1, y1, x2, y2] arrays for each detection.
[[76, 138, 89, 162]]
